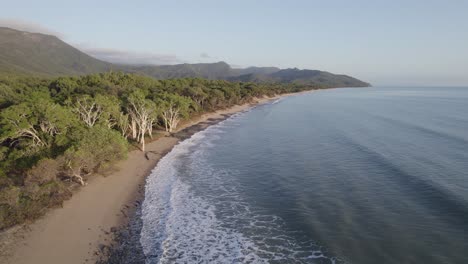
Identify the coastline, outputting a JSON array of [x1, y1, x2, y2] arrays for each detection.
[[0, 92, 300, 264]]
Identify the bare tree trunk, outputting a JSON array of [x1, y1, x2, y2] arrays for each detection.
[[147, 119, 154, 139], [163, 116, 168, 132], [126, 98, 155, 151], [139, 127, 146, 150], [162, 107, 180, 133], [131, 119, 137, 139], [22, 128, 46, 147], [72, 173, 86, 186], [74, 100, 102, 127], [67, 162, 87, 186]]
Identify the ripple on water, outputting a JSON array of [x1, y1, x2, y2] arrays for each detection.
[[140, 117, 342, 264]]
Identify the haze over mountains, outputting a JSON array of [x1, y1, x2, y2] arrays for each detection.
[[0, 27, 369, 87], [0, 27, 109, 75]]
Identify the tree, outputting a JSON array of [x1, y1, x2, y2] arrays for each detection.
[[183, 86, 207, 110], [0, 96, 75, 153], [70, 94, 120, 128], [62, 126, 127, 185], [0, 71, 322, 229], [116, 112, 130, 138], [49, 77, 79, 101], [157, 93, 192, 133], [207, 89, 225, 110], [125, 90, 158, 151]]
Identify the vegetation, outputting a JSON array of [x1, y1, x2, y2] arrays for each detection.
[[229, 68, 371, 87], [0, 27, 370, 88], [0, 27, 110, 76], [0, 27, 369, 230], [0, 71, 328, 229]]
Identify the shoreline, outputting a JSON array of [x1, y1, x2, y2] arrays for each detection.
[[0, 92, 302, 264]]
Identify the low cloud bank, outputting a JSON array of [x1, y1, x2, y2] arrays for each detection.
[[82, 47, 183, 65], [1, 18, 183, 65], [0, 18, 64, 38]]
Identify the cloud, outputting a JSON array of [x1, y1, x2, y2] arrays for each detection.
[[80, 46, 184, 65], [200, 52, 211, 59], [0, 18, 183, 65], [229, 64, 245, 68], [0, 18, 64, 38]]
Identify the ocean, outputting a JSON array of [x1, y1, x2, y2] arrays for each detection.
[[140, 87, 468, 264]]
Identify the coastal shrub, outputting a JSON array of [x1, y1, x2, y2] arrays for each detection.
[[25, 158, 59, 186], [0, 181, 71, 230], [61, 126, 128, 184], [0, 204, 17, 229], [0, 186, 20, 229], [0, 186, 20, 207]]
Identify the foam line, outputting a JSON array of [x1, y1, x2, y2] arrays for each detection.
[[140, 109, 341, 264]]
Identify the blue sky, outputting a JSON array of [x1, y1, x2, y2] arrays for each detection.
[[1, 0, 467, 86]]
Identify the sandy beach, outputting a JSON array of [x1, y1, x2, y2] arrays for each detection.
[[0, 94, 293, 264]]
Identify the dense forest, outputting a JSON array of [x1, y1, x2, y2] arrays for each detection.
[[0, 71, 328, 229]]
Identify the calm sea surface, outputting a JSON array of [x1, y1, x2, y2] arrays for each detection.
[[141, 87, 468, 264]]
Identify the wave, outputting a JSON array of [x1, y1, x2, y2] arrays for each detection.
[[140, 115, 341, 264], [370, 114, 468, 148], [334, 131, 468, 227], [270, 98, 283, 105]]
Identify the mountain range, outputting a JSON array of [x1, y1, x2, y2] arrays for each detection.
[[0, 27, 370, 87]]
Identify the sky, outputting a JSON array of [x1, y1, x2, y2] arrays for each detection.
[[1, 0, 467, 86]]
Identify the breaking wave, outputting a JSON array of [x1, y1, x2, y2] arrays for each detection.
[[140, 113, 340, 264]]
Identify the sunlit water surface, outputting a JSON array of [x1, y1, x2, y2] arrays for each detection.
[[141, 87, 468, 264]]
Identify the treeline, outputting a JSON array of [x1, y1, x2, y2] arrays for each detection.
[[0, 71, 320, 229]]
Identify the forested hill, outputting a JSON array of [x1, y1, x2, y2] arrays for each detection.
[[131, 61, 235, 80], [0, 27, 112, 76], [229, 68, 370, 87], [0, 27, 370, 87]]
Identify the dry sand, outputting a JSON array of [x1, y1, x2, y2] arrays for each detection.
[[0, 94, 294, 264]]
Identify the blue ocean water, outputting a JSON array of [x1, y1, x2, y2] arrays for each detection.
[[141, 87, 468, 264]]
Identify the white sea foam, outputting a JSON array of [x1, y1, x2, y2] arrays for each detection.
[[140, 123, 268, 263], [140, 114, 340, 264], [270, 98, 283, 105]]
